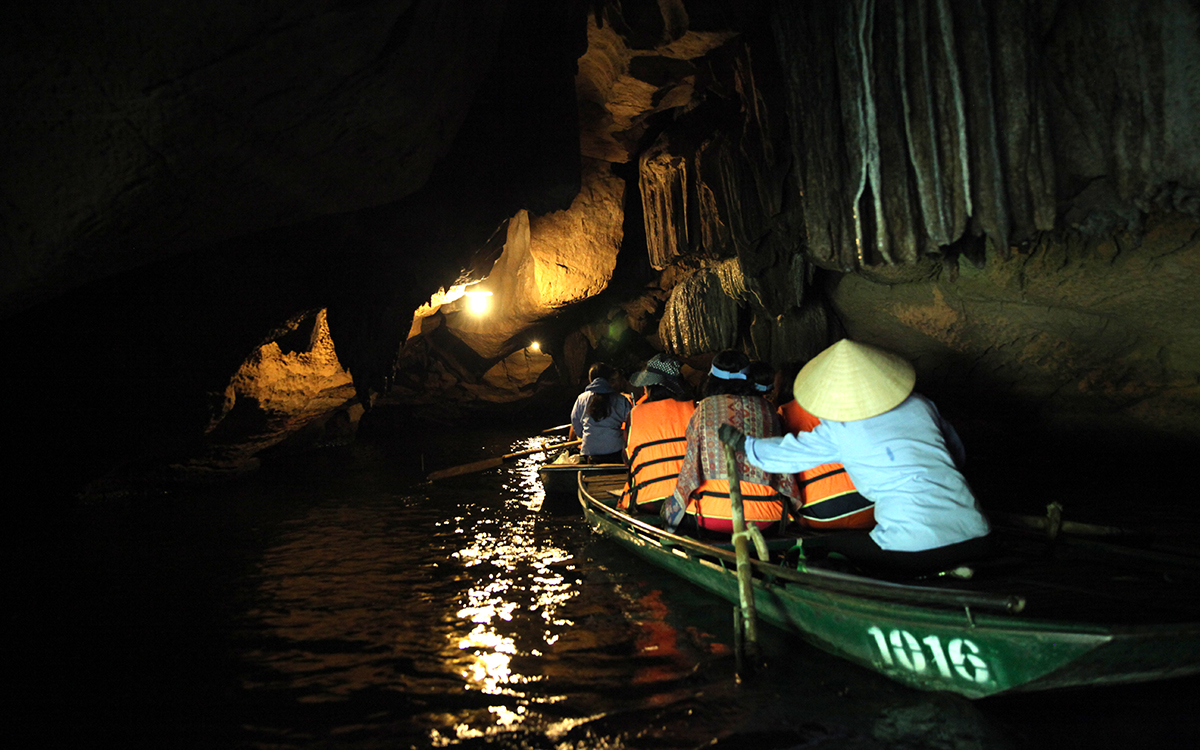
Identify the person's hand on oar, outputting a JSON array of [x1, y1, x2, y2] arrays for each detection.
[[718, 424, 745, 453]]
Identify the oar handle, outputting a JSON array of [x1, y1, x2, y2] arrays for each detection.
[[724, 441, 760, 670]]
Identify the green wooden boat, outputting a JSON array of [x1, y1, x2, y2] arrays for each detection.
[[578, 472, 1200, 698]]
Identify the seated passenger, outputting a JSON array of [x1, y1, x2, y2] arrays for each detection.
[[746, 360, 777, 401], [662, 350, 800, 536], [776, 362, 875, 531], [618, 354, 695, 514], [720, 340, 992, 576], [569, 363, 632, 465]]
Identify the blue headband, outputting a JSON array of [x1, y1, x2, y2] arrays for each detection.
[[755, 382, 772, 392], [710, 364, 748, 380]]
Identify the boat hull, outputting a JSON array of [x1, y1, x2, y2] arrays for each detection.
[[578, 474, 1200, 698]]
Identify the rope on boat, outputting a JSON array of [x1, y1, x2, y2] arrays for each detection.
[[731, 523, 771, 563]]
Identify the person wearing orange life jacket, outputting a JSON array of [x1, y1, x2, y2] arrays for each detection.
[[776, 362, 876, 531], [618, 354, 695, 514], [661, 351, 801, 536]]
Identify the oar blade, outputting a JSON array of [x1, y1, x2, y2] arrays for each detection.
[[427, 457, 504, 482], [426, 438, 582, 482]]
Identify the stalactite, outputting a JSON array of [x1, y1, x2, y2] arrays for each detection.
[[639, 139, 690, 269], [836, 0, 882, 267], [771, 0, 1057, 270], [1029, 77, 1057, 231], [712, 256, 754, 302], [659, 265, 742, 357], [872, 0, 921, 264], [932, 0, 972, 240], [993, 0, 1036, 243], [772, 1, 856, 272], [693, 138, 733, 257], [898, 0, 950, 249], [638, 37, 800, 320], [953, 0, 1011, 261]]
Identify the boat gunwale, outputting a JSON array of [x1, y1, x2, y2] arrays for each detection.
[[577, 472, 1027, 615]]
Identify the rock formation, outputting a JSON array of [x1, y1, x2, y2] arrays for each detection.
[[833, 211, 1200, 443], [5, 0, 1200, 500]]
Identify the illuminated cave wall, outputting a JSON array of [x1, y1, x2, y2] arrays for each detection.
[[1, 1, 589, 495], [6, 0, 1200, 498]]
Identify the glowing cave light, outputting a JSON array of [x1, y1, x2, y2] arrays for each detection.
[[529, 341, 540, 352], [465, 290, 493, 315]]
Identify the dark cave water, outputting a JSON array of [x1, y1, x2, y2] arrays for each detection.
[[8, 427, 1200, 749]]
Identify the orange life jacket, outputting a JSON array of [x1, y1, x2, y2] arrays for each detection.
[[619, 398, 695, 512], [685, 478, 787, 535], [777, 400, 875, 530], [778, 399, 820, 434]]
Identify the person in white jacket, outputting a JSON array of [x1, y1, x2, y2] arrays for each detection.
[[718, 339, 992, 576]]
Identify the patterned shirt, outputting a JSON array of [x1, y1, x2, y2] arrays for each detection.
[[667, 394, 801, 522]]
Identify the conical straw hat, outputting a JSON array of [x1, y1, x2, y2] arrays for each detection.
[[793, 340, 915, 421]]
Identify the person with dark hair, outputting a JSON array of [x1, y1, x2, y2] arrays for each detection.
[[702, 350, 755, 399], [775, 360, 876, 532], [720, 340, 992, 577], [618, 354, 695, 514], [662, 350, 800, 536], [569, 362, 632, 464], [746, 361, 776, 400]]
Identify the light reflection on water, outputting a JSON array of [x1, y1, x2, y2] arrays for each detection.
[[444, 438, 580, 743], [232, 433, 1026, 749], [18, 431, 1200, 749], [242, 434, 668, 747]]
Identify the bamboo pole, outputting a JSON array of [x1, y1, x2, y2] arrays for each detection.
[[723, 441, 760, 673]]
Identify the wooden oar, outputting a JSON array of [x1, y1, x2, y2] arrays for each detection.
[[723, 441, 760, 677], [426, 439, 581, 481], [541, 423, 572, 434], [990, 511, 1141, 538]]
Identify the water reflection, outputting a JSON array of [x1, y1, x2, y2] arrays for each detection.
[[23, 431, 1200, 749], [234, 434, 1030, 749], [443, 437, 578, 742], [240, 435, 603, 745]]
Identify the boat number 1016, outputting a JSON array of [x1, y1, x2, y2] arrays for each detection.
[[866, 626, 990, 684]]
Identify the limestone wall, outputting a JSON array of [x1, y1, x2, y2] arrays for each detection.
[[832, 212, 1200, 442]]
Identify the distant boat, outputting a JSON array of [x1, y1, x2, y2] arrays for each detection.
[[537, 448, 625, 498], [577, 472, 1200, 698]]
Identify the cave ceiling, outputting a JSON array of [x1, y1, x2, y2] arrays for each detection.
[[4, 0, 1200, 499]]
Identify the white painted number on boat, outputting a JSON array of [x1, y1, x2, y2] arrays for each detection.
[[866, 626, 989, 684]]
